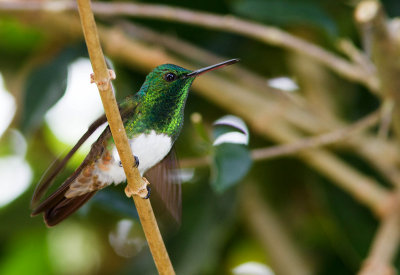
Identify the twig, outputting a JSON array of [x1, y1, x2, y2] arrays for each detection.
[[337, 39, 376, 75], [357, 195, 400, 275], [378, 98, 394, 139], [0, 1, 379, 92], [252, 110, 380, 160], [75, 0, 174, 274], [355, 0, 400, 140], [180, 109, 380, 167]]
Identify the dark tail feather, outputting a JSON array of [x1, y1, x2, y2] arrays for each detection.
[[44, 192, 96, 227], [31, 182, 96, 227], [31, 170, 97, 227], [31, 114, 108, 209]]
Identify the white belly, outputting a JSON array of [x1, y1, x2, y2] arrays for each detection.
[[97, 130, 172, 184]]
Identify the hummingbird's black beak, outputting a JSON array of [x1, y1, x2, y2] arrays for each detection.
[[184, 58, 240, 78]]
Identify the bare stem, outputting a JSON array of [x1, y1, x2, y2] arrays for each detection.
[[75, 0, 174, 273], [357, 195, 400, 275], [355, 0, 400, 140], [180, 109, 380, 167]]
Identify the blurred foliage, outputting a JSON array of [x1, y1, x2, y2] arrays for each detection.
[[22, 45, 84, 133], [0, 0, 400, 275]]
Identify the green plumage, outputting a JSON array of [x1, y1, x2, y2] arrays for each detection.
[[123, 64, 194, 141]]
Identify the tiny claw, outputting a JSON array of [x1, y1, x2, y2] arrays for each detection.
[[133, 155, 139, 168], [144, 186, 151, 199], [124, 177, 150, 199]]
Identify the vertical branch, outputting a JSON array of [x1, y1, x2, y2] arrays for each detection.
[[358, 196, 400, 275], [355, 0, 400, 141], [76, 0, 175, 274]]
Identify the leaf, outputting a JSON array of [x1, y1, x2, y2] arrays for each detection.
[[232, 0, 337, 36], [211, 115, 252, 192], [21, 45, 84, 133], [211, 143, 252, 193], [213, 115, 249, 146]]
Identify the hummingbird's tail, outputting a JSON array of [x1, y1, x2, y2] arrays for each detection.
[[31, 180, 96, 227], [31, 158, 99, 227]]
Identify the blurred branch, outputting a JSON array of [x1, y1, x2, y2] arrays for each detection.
[[180, 109, 379, 167], [355, 0, 400, 140], [378, 99, 394, 139], [0, 0, 379, 92], [241, 182, 313, 275], [337, 39, 376, 75], [252, 109, 379, 160], [358, 195, 400, 275], [75, 0, 174, 273]]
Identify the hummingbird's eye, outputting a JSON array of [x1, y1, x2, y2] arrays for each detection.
[[164, 72, 177, 82]]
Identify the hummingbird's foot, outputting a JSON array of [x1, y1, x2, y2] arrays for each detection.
[[124, 177, 151, 199], [90, 70, 116, 84], [144, 185, 151, 199], [118, 156, 139, 168], [133, 155, 139, 168]]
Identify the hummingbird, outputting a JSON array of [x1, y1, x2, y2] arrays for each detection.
[[31, 58, 239, 227]]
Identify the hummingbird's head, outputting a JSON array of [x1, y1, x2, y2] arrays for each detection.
[[138, 59, 240, 100], [136, 59, 239, 137]]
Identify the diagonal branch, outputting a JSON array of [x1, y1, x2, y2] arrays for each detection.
[[180, 109, 379, 166], [75, 0, 174, 273]]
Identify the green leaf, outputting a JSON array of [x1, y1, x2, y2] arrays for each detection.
[[21, 45, 83, 133], [211, 143, 252, 193], [232, 0, 337, 36]]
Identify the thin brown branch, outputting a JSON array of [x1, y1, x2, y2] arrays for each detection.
[[337, 39, 376, 75], [0, 1, 379, 92], [358, 195, 400, 275], [252, 110, 380, 160], [378, 99, 394, 139], [75, 1, 174, 274], [180, 109, 379, 167], [355, 0, 400, 140]]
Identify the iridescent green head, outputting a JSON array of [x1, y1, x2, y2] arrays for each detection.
[[133, 59, 239, 139]]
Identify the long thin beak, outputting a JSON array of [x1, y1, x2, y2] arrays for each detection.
[[184, 58, 240, 78]]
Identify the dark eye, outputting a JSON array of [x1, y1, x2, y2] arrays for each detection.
[[164, 72, 177, 82]]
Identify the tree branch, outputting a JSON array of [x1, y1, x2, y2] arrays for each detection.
[[75, 0, 174, 273], [358, 195, 400, 275]]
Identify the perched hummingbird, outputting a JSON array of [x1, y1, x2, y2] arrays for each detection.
[[31, 59, 239, 227]]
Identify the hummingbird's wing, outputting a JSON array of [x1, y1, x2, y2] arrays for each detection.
[[145, 148, 182, 227], [31, 95, 138, 208], [30, 114, 108, 208], [31, 127, 111, 226], [31, 96, 139, 226]]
